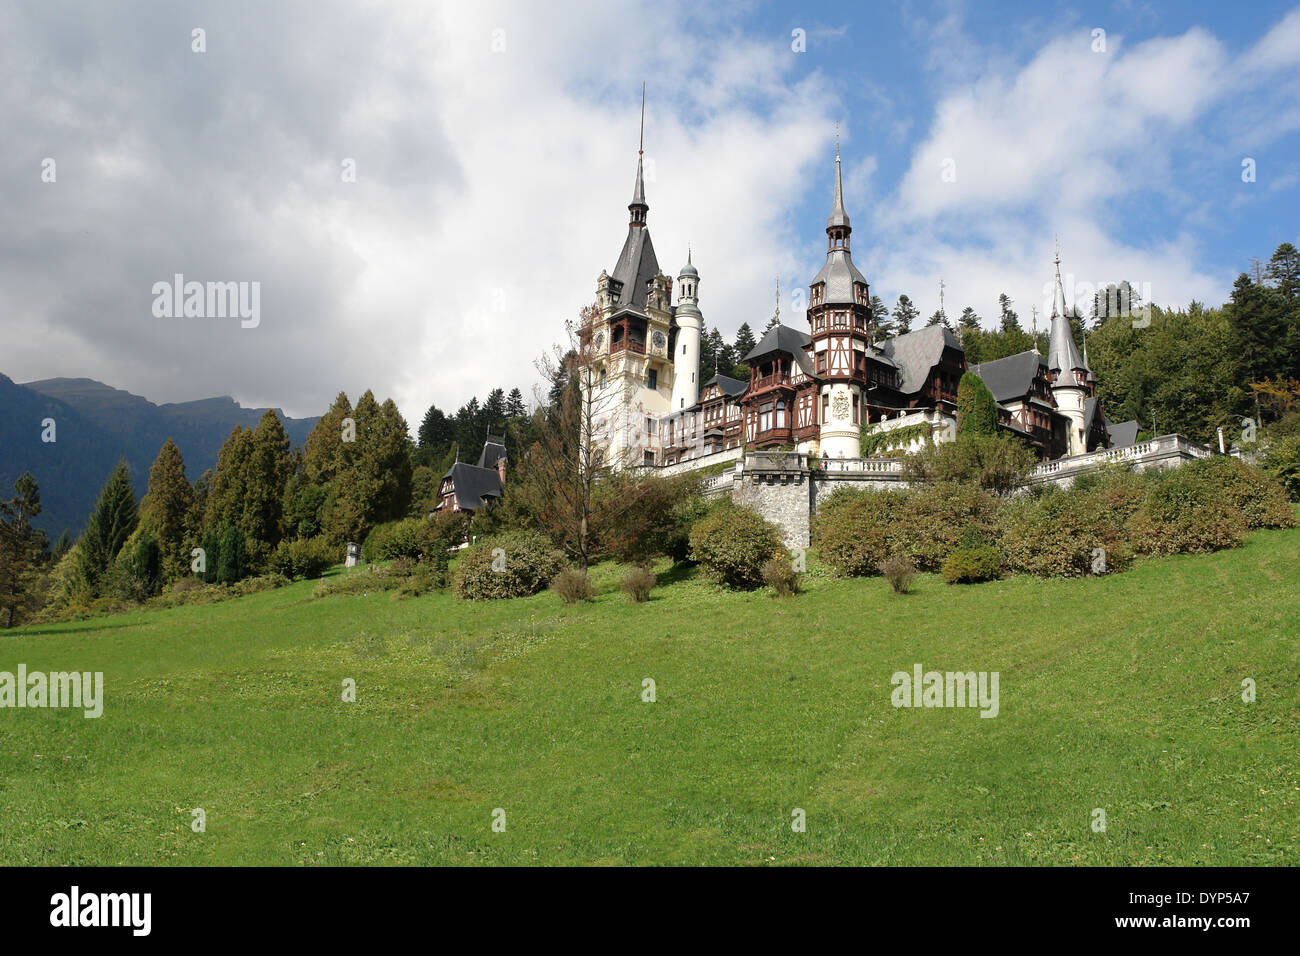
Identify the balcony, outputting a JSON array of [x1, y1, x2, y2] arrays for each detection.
[[750, 373, 792, 391], [609, 338, 645, 355]]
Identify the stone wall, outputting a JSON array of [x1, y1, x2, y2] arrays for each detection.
[[732, 470, 812, 550], [718, 434, 1214, 547]]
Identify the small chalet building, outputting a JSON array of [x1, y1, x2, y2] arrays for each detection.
[[435, 436, 507, 515]]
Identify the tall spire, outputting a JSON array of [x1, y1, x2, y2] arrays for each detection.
[[1047, 240, 1085, 380], [828, 125, 850, 231], [629, 83, 648, 225], [774, 276, 781, 327]]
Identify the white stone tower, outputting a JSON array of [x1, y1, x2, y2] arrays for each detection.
[[1047, 245, 1089, 456], [672, 250, 702, 411]]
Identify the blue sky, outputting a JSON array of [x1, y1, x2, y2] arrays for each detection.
[[2, 0, 1298, 420]]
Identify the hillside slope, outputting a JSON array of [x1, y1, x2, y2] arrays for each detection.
[[3, 525, 1298, 866]]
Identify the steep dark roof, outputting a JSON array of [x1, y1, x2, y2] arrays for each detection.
[[969, 349, 1046, 404], [703, 373, 748, 397], [611, 227, 659, 311], [743, 324, 819, 379], [476, 437, 507, 470], [880, 324, 963, 395], [441, 462, 503, 512], [1107, 419, 1140, 448]]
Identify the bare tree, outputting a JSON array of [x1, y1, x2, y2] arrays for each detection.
[[515, 305, 639, 569]]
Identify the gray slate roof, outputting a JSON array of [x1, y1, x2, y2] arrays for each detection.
[[969, 349, 1047, 403], [742, 324, 819, 379], [810, 250, 868, 305], [703, 373, 748, 397], [1107, 419, 1140, 448], [879, 323, 962, 395], [441, 462, 503, 512], [476, 437, 507, 470]]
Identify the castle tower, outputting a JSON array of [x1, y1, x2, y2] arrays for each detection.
[[807, 135, 872, 458], [582, 86, 674, 469], [1047, 245, 1089, 456], [672, 250, 702, 411]]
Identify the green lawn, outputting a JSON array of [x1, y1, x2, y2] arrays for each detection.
[[2, 526, 1298, 866]]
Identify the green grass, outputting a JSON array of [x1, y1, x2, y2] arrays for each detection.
[[3, 527, 1299, 866]]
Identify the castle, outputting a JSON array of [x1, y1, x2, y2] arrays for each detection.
[[580, 115, 1140, 477]]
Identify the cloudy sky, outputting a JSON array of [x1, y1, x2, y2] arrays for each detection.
[[4, 0, 1299, 424]]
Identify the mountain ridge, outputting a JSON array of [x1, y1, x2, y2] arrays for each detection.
[[1, 373, 319, 541]]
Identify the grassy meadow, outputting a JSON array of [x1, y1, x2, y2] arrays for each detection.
[[2, 524, 1299, 866]]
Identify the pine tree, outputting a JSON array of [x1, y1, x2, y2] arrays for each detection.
[[893, 295, 918, 334], [958, 307, 984, 364], [241, 410, 294, 553], [762, 314, 780, 334], [868, 295, 892, 339], [140, 438, 196, 583], [303, 392, 353, 485], [0, 473, 47, 628], [506, 388, 527, 418], [203, 426, 254, 536], [483, 388, 507, 429], [1266, 242, 1299, 301], [733, 323, 757, 363], [418, 404, 454, 450], [998, 293, 1021, 332], [75, 461, 138, 596]]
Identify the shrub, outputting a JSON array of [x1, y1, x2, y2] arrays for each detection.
[[903, 433, 1037, 495], [957, 371, 999, 437], [270, 537, 338, 580], [313, 562, 448, 600], [892, 482, 1001, 572], [1127, 466, 1247, 556], [418, 510, 469, 566], [813, 488, 908, 576], [761, 554, 801, 597], [998, 486, 1134, 578], [621, 566, 656, 603], [592, 473, 708, 564], [1261, 432, 1300, 501], [170, 576, 203, 594], [550, 568, 594, 604], [362, 518, 424, 563], [1193, 457, 1294, 530], [941, 545, 1002, 584], [687, 505, 783, 590], [880, 555, 915, 594], [453, 531, 566, 600]]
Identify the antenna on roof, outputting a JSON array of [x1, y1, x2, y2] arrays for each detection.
[[1031, 305, 1040, 353], [775, 275, 781, 326], [938, 277, 946, 325]]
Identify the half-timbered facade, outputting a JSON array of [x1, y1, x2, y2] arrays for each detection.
[[577, 100, 1134, 472]]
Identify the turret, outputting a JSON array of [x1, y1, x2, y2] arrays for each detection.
[[1047, 244, 1089, 456], [672, 251, 702, 411]]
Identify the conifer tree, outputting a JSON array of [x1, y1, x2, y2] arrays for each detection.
[[303, 392, 353, 485], [75, 461, 138, 596], [140, 438, 195, 582], [0, 472, 47, 627], [892, 295, 918, 334]]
